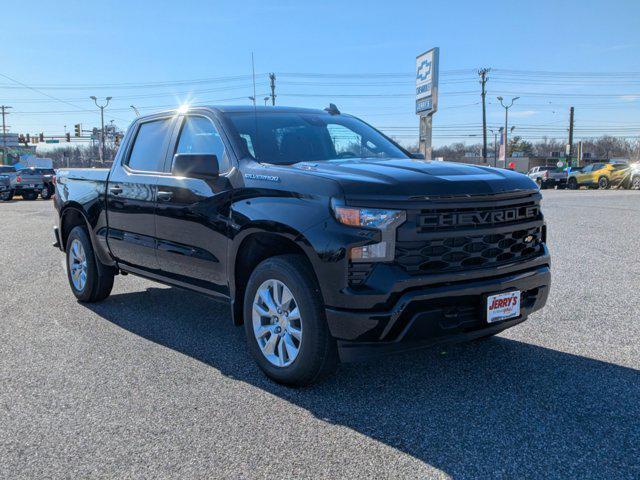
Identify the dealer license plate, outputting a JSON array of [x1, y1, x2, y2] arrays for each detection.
[[486, 291, 521, 324]]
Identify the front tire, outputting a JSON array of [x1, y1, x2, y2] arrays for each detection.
[[65, 226, 114, 302], [598, 176, 610, 189], [568, 178, 578, 190], [631, 176, 640, 190], [243, 254, 338, 386]]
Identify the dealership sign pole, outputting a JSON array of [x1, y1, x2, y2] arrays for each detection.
[[416, 47, 439, 160]]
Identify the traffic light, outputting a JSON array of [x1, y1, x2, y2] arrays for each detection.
[[26, 133, 30, 144], [74, 124, 82, 137], [114, 134, 122, 147], [66, 133, 71, 142], [18, 134, 25, 145], [39, 133, 44, 142]]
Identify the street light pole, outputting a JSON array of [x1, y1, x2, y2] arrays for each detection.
[[90, 96, 112, 163], [489, 128, 499, 167], [497, 96, 519, 160]]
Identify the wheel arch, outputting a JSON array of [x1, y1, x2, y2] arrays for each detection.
[[60, 204, 115, 267], [229, 227, 320, 326]]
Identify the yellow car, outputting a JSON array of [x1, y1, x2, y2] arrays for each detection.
[[567, 163, 630, 189]]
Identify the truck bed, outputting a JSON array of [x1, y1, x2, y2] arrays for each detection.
[[56, 168, 110, 205]]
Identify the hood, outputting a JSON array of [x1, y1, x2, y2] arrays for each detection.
[[287, 158, 537, 199]]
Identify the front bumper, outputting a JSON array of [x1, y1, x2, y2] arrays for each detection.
[[326, 264, 550, 362]]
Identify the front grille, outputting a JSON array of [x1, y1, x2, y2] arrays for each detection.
[[395, 226, 543, 275], [417, 197, 540, 232]]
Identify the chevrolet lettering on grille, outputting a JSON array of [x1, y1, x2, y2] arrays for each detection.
[[421, 206, 539, 228]]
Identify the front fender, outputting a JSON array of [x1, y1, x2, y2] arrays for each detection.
[[228, 195, 377, 317]]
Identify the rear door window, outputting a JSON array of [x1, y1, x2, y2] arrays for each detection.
[[127, 118, 173, 172]]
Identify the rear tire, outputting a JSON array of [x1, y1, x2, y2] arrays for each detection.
[[65, 226, 114, 302], [0, 191, 11, 201], [243, 254, 338, 386], [631, 176, 640, 190], [41, 185, 53, 200]]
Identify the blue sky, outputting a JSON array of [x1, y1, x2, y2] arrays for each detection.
[[1, 0, 639, 149]]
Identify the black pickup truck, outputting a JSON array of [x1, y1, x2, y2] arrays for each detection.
[[54, 105, 550, 385]]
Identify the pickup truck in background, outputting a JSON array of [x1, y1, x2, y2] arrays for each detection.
[[0, 171, 11, 200], [53, 105, 550, 386], [527, 165, 567, 189], [14, 167, 47, 200], [0, 165, 17, 200]]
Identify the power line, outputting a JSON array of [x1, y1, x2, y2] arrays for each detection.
[[0, 72, 92, 112]]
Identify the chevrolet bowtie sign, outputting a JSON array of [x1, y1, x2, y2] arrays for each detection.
[[416, 48, 439, 115]]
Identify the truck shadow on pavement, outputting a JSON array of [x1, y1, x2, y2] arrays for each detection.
[[87, 286, 639, 478]]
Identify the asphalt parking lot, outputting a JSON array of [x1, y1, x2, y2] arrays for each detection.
[[1, 190, 639, 479]]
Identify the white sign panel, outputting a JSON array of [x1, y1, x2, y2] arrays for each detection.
[[416, 47, 439, 115]]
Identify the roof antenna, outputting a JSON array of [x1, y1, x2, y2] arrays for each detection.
[[251, 52, 259, 160], [324, 103, 340, 115], [251, 52, 257, 106]]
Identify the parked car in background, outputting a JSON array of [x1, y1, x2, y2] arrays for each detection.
[[0, 165, 17, 200], [627, 163, 640, 190], [567, 162, 629, 189], [14, 167, 46, 200], [527, 165, 567, 189]]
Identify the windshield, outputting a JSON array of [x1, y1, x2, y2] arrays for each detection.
[[224, 112, 408, 165]]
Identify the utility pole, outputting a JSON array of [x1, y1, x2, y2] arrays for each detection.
[[90, 96, 112, 163], [269, 73, 276, 106], [497, 96, 519, 160], [478, 68, 491, 163], [567, 106, 574, 166], [0, 105, 11, 165]]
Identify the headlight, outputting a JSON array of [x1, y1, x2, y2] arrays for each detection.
[[333, 206, 404, 229], [332, 204, 405, 262]]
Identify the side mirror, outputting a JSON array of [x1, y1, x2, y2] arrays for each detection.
[[411, 152, 425, 159], [172, 153, 219, 179]]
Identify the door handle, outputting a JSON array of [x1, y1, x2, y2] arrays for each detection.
[[157, 190, 173, 202], [109, 186, 123, 195]]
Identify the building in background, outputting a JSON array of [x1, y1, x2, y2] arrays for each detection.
[[0, 133, 37, 165]]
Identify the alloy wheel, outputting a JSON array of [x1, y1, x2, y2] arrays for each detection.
[[68, 239, 88, 291], [252, 279, 303, 367]]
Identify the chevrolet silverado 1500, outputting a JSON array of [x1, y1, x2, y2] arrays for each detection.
[[54, 106, 550, 385]]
